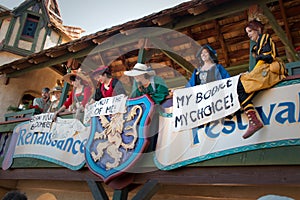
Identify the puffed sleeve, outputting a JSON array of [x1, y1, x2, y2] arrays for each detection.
[[185, 69, 198, 87], [255, 34, 277, 64], [81, 87, 92, 107], [217, 64, 230, 79], [64, 90, 73, 109]]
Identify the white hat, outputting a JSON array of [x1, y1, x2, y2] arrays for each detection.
[[50, 86, 62, 94], [124, 63, 156, 77]]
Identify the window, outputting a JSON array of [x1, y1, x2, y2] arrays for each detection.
[[19, 93, 37, 109], [21, 14, 40, 39]]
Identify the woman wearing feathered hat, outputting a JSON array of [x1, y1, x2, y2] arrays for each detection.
[[186, 44, 230, 87], [53, 70, 93, 121], [124, 63, 169, 104], [91, 66, 126, 102], [47, 85, 62, 112]]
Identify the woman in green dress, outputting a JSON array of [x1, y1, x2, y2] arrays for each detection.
[[124, 63, 169, 104]]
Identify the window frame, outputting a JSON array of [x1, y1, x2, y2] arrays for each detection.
[[21, 13, 40, 41]]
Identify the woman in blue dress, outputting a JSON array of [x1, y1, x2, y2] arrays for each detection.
[[186, 44, 230, 87]]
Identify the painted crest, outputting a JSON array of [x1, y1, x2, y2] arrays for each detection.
[[85, 95, 154, 183]]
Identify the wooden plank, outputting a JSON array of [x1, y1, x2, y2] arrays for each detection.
[[132, 180, 160, 200], [137, 47, 147, 64], [285, 61, 300, 75], [153, 185, 300, 199], [4, 108, 36, 121], [149, 37, 195, 74], [2, 166, 300, 186], [2, 140, 300, 169], [133, 166, 300, 185], [163, 0, 275, 30], [87, 180, 109, 200], [215, 19, 230, 66], [259, 2, 298, 61], [0, 121, 25, 133], [7, 28, 173, 78]]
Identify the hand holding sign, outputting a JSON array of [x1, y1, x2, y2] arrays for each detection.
[[91, 94, 128, 117], [29, 113, 54, 132]]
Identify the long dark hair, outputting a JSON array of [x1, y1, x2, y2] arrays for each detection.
[[70, 75, 86, 85], [102, 67, 112, 78], [196, 44, 218, 66]]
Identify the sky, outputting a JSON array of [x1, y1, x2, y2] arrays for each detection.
[[1, 0, 190, 35]]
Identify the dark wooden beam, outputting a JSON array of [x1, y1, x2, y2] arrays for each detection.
[[154, 185, 300, 199], [6, 46, 95, 78], [2, 77, 9, 85], [259, 2, 299, 61], [278, 0, 294, 62], [134, 166, 300, 185], [87, 180, 109, 200], [57, 80, 70, 109], [7, 28, 173, 77], [2, 166, 300, 186], [132, 180, 160, 200], [112, 188, 128, 200], [278, 0, 292, 42], [149, 37, 195, 74], [137, 46, 147, 64], [163, 0, 276, 30], [80, 57, 101, 71], [45, 49, 68, 58], [97, 52, 105, 66], [120, 55, 130, 70], [214, 19, 230, 67]]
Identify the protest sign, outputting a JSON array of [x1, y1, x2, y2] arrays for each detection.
[[50, 117, 88, 140], [91, 94, 127, 116], [29, 112, 54, 132], [173, 75, 240, 131]]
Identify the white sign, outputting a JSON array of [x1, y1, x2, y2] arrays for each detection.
[[91, 94, 127, 116], [172, 76, 240, 131], [155, 84, 300, 170], [29, 113, 54, 132], [50, 117, 88, 140], [11, 118, 90, 170]]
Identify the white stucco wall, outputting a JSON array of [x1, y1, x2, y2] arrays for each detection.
[[0, 18, 10, 42], [35, 27, 46, 52], [44, 31, 59, 49], [0, 51, 23, 66], [18, 39, 32, 51], [0, 68, 62, 121]]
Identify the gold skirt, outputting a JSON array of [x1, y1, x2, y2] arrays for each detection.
[[240, 60, 286, 93]]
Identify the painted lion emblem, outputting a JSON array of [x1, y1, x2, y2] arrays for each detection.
[[90, 105, 142, 170]]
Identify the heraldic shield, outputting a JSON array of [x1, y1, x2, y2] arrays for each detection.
[[85, 95, 154, 183]]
